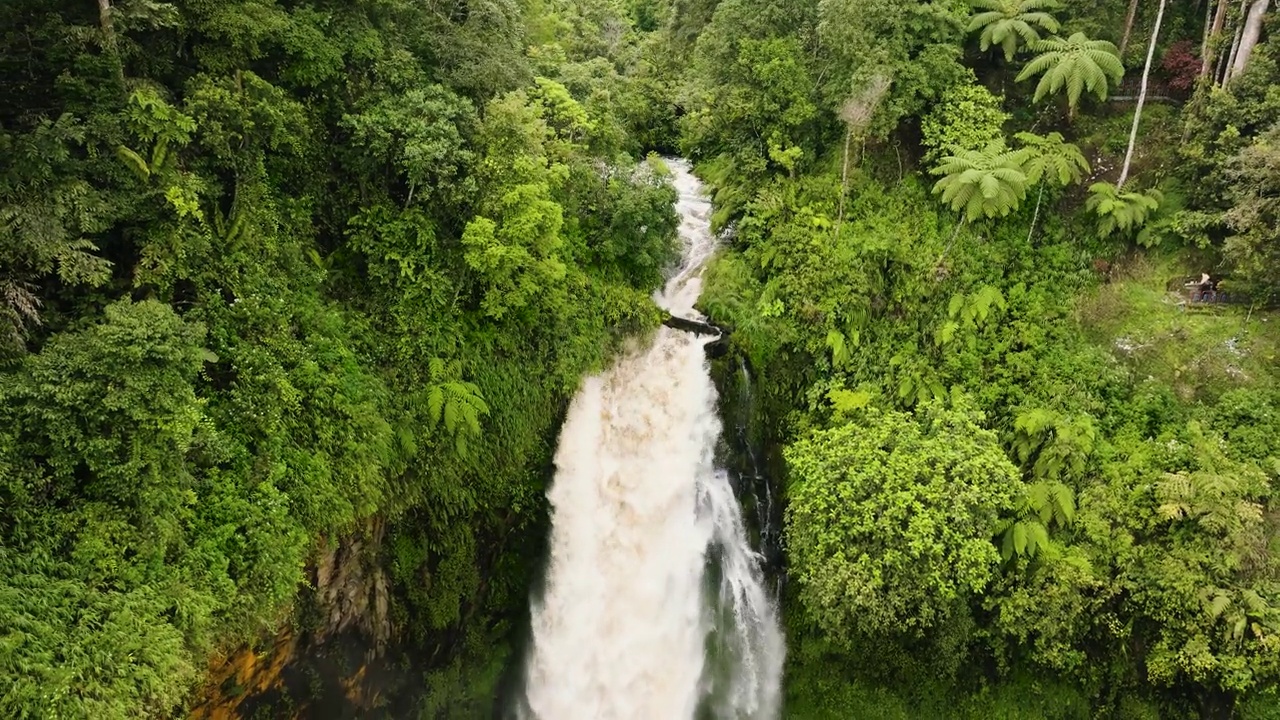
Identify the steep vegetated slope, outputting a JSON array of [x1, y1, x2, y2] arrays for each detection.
[[668, 0, 1280, 717], [0, 0, 680, 717]]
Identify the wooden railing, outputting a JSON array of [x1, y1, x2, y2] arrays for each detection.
[[1109, 76, 1191, 104]]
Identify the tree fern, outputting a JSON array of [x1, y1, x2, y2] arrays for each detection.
[[995, 481, 1075, 561], [1028, 480, 1076, 525], [1085, 182, 1163, 238], [1011, 407, 1096, 480], [1157, 469, 1263, 537], [424, 358, 489, 457], [1011, 407, 1057, 463], [1016, 131, 1088, 243], [1196, 586, 1279, 648], [1015, 131, 1089, 187], [930, 141, 1030, 222], [1016, 32, 1124, 115], [967, 0, 1063, 61]]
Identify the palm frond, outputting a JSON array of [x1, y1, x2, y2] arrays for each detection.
[[931, 141, 1029, 221], [968, 0, 1062, 60], [1018, 32, 1124, 113]]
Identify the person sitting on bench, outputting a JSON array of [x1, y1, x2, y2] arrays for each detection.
[[1184, 273, 1214, 302]]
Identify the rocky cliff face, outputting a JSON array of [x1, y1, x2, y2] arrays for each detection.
[[190, 520, 396, 719], [189, 630, 300, 720], [312, 518, 392, 653], [187, 497, 546, 720]]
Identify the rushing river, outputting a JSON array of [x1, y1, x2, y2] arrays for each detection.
[[520, 160, 784, 719]]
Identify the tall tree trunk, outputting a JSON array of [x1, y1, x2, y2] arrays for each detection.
[[1202, 0, 1229, 76], [97, 0, 115, 46], [96, 0, 126, 89], [1215, 36, 1232, 81], [1221, 0, 1251, 84], [1119, 0, 1168, 190], [1229, 0, 1272, 81], [1120, 0, 1143, 56]]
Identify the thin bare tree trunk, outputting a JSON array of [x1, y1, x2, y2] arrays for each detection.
[[1027, 184, 1045, 244], [1218, 27, 1239, 81], [1202, 0, 1214, 58], [1202, 0, 1228, 76], [937, 217, 968, 268], [1229, 0, 1272, 81], [1224, 29, 1244, 81], [1120, 0, 1143, 56], [1119, 0, 1168, 190], [837, 127, 852, 239]]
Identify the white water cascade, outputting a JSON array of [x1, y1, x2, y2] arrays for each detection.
[[521, 160, 784, 720]]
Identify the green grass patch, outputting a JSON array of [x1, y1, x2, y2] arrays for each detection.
[[1074, 251, 1280, 402]]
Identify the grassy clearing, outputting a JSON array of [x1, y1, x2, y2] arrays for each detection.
[[1074, 251, 1280, 402]]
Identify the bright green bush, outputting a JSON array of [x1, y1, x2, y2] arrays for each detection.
[[921, 79, 1011, 163], [785, 400, 1019, 642]]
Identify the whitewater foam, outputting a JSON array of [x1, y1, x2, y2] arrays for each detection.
[[521, 160, 783, 720]]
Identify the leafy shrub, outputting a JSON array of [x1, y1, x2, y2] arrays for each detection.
[[1160, 40, 1201, 93], [784, 399, 1019, 643], [921, 79, 1010, 163]]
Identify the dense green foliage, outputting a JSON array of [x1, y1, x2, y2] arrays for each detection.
[[672, 0, 1280, 716], [920, 79, 1011, 163], [0, 0, 679, 717], [6, 0, 1280, 717], [786, 401, 1019, 642]]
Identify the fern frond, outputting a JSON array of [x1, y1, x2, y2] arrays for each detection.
[[427, 386, 445, 428], [968, 10, 1006, 32], [115, 145, 150, 180], [1018, 32, 1123, 112], [1017, 53, 1057, 81], [1051, 483, 1075, 524], [1205, 592, 1232, 619], [1021, 12, 1059, 32], [1026, 521, 1050, 557]]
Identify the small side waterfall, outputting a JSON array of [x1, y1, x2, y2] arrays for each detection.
[[721, 357, 785, 598], [520, 160, 784, 720]]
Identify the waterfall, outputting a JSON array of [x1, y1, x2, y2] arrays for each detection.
[[521, 160, 784, 720]]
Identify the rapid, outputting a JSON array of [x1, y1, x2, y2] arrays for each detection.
[[520, 160, 784, 720]]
